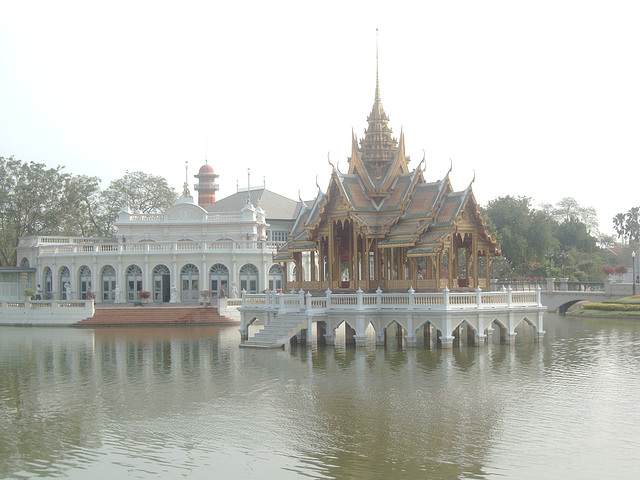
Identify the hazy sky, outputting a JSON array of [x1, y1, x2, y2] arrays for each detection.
[[1, 1, 638, 236]]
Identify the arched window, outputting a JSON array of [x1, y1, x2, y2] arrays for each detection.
[[78, 265, 92, 300], [152, 264, 171, 303], [126, 264, 143, 302], [181, 264, 199, 302], [101, 265, 116, 302], [20, 257, 29, 268], [268, 264, 283, 292], [43, 267, 53, 297], [59, 266, 71, 300], [239, 263, 259, 294], [209, 263, 229, 297]]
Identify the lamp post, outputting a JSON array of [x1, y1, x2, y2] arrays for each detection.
[[633, 251, 636, 296]]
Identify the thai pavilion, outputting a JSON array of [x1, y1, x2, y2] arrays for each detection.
[[274, 74, 500, 293]]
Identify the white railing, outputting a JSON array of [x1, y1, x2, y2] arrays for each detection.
[[241, 286, 543, 315], [36, 239, 276, 256], [0, 300, 95, 325]]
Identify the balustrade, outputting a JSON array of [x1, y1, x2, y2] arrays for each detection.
[[34, 238, 275, 258], [241, 286, 542, 314]]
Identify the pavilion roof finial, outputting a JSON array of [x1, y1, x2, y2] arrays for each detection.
[[375, 27, 380, 104]]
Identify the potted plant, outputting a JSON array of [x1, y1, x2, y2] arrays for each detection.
[[199, 290, 213, 304], [24, 288, 35, 300], [138, 291, 151, 304], [615, 265, 628, 283]]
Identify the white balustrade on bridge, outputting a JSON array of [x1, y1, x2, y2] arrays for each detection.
[[241, 286, 542, 316]]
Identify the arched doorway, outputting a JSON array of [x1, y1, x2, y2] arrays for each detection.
[[59, 266, 70, 300], [126, 264, 143, 302], [101, 265, 116, 302], [239, 263, 259, 294], [78, 266, 91, 300], [209, 263, 229, 297], [269, 264, 283, 292], [152, 264, 171, 303], [181, 264, 200, 302]]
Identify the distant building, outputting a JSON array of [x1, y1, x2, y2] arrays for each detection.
[[14, 173, 302, 303]]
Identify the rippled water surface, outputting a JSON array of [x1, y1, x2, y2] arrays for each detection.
[[1, 313, 640, 479]]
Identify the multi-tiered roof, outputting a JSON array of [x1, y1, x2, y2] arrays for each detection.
[[275, 71, 499, 291]]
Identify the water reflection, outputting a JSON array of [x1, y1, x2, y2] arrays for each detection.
[[1, 314, 640, 479]]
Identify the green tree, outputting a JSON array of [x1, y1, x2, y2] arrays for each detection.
[[612, 207, 640, 246], [0, 156, 102, 266], [485, 195, 605, 281], [555, 218, 597, 254], [483, 196, 557, 277], [97, 171, 179, 233]]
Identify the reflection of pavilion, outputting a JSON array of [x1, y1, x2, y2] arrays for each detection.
[[274, 73, 500, 293]]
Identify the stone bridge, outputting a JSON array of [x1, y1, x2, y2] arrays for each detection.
[[493, 278, 636, 312]]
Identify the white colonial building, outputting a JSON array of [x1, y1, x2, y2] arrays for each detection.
[[14, 164, 304, 303]]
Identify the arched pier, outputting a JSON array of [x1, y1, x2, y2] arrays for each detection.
[[239, 287, 545, 348]]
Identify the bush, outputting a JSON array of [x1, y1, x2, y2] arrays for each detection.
[[24, 288, 35, 298], [583, 302, 640, 311], [601, 265, 615, 276]]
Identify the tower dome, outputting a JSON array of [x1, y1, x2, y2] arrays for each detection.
[[198, 163, 216, 175], [194, 161, 219, 206]]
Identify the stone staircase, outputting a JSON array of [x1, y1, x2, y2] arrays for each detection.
[[240, 313, 306, 348], [75, 306, 237, 327]]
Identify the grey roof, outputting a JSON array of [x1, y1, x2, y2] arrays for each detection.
[[205, 188, 301, 221]]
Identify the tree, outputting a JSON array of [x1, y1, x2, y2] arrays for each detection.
[[613, 212, 627, 243], [0, 156, 101, 266], [555, 218, 597, 254], [612, 207, 640, 245], [56, 175, 105, 236], [483, 196, 557, 277], [547, 197, 599, 234], [626, 207, 640, 246], [484, 195, 605, 281], [97, 171, 179, 233]]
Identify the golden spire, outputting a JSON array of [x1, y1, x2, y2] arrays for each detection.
[[360, 28, 398, 170]]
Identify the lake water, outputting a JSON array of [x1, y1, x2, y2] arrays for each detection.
[[1, 313, 639, 479]]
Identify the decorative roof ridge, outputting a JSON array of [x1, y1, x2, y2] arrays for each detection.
[[304, 190, 327, 228]]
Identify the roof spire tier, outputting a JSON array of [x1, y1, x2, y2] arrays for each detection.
[[358, 28, 398, 169]]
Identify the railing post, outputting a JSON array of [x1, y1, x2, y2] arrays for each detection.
[[408, 286, 414, 309], [546, 277, 555, 292], [507, 285, 513, 307], [476, 286, 482, 308], [241, 289, 246, 308], [356, 288, 363, 311], [325, 288, 332, 309], [299, 289, 305, 310], [536, 287, 542, 307], [279, 291, 285, 314], [443, 287, 449, 310], [376, 287, 382, 308], [305, 291, 312, 313]]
